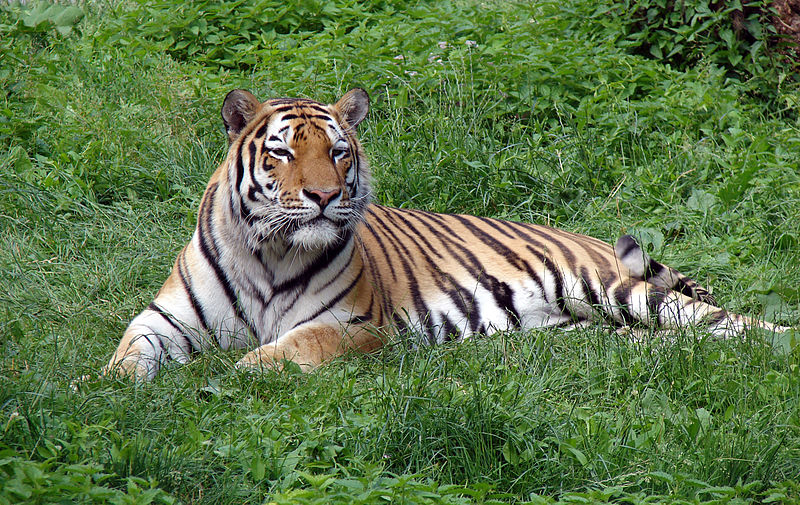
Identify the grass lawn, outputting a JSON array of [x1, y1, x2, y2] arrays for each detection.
[[2, 1, 799, 503]]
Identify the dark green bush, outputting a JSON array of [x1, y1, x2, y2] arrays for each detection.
[[598, 0, 782, 76], [94, 0, 397, 70]]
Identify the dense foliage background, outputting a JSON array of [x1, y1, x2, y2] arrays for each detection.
[[1, 1, 799, 503]]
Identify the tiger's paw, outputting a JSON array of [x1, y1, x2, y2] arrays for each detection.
[[100, 356, 156, 382], [235, 344, 312, 373]]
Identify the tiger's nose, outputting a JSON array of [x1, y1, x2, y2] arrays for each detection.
[[302, 188, 341, 209]]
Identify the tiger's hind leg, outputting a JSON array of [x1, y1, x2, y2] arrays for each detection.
[[615, 234, 716, 305], [619, 279, 789, 338], [612, 234, 789, 336]]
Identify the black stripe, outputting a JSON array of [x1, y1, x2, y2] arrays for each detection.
[[476, 216, 517, 240], [523, 244, 576, 319], [247, 185, 263, 203], [347, 292, 375, 326], [139, 334, 163, 355], [349, 150, 360, 191], [644, 259, 664, 281], [578, 268, 602, 309], [451, 215, 535, 273], [505, 218, 621, 295], [176, 252, 210, 334], [503, 220, 578, 263], [235, 148, 245, 192], [579, 266, 621, 327], [197, 184, 259, 340], [382, 208, 444, 259], [580, 241, 617, 278], [238, 194, 253, 221], [307, 104, 330, 113], [254, 123, 268, 138], [272, 233, 352, 295], [704, 309, 729, 327], [314, 243, 357, 295], [392, 313, 414, 347], [441, 315, 460, 342], [247, 141, 263, 195], [674, 277, 697, 301], [347, 295, 376, 326], [354, 235, 393, 324], [612, 284, 637, 326], [554, 319, 588, 328], [363, 208, 398, 280], [645, 287, 667, 327], [522, 223, 581, 267], [346, 314, 371, 325], [146, 302, 198, 356], [617, 235, 640, 258], [147, 302, 183, 334], [407, 209, 466, 243], [294, 267, 364, 327]]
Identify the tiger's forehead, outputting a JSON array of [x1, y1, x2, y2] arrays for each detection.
[[261, 98, 347, 145]]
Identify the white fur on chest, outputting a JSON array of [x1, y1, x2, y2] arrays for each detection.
[[213, 238, 358, 347]]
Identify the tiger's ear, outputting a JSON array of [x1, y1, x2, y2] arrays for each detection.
[[221, 89, 261, 142], [334, 88, 369, 128]]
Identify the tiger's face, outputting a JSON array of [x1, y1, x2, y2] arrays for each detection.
[[220, 89, 371, 251]]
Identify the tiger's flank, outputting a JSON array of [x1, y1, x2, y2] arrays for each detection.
[[103, 89, 790, 380]]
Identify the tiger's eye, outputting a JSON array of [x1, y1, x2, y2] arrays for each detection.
[[269, 148, 291, 158]]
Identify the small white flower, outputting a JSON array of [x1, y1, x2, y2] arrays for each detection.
[[438, 41, 448, 49], [393, 54, 404, 60], [465, 40, 477, 47], [405, 71, 418, 76]]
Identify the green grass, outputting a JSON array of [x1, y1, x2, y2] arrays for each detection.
[[2, 0, 800, 503]]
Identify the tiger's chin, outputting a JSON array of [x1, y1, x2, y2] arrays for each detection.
[[289, 220, 344, 250]]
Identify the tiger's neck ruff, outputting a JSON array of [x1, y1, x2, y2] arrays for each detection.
[[102, 89, 789, 381]]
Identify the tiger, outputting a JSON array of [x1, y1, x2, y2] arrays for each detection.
[[103, 88, 789, 380]]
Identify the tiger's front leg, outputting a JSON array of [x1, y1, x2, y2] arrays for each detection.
[[103, 323, 167, 381], [102, 298, 202, 380], [236, 322, 380, 372]]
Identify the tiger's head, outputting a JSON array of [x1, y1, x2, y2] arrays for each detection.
[[219, 88, 371, 251]]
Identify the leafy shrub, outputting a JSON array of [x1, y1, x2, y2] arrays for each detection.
[[0, 450, 176, 505], [95, 0, 390, 70], [0, 2, 84, 38], [596, 0, 781, 76]]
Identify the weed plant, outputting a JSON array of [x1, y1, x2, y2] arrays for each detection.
[[1, 1, 799, 504]]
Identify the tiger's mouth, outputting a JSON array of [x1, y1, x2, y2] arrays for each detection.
[[290, 215, 346, 249]]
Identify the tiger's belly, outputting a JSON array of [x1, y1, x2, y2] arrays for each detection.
[[383, 273, 579, 345]]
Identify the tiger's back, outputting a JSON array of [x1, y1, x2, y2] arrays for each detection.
[[102, 88, 787, 380]]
